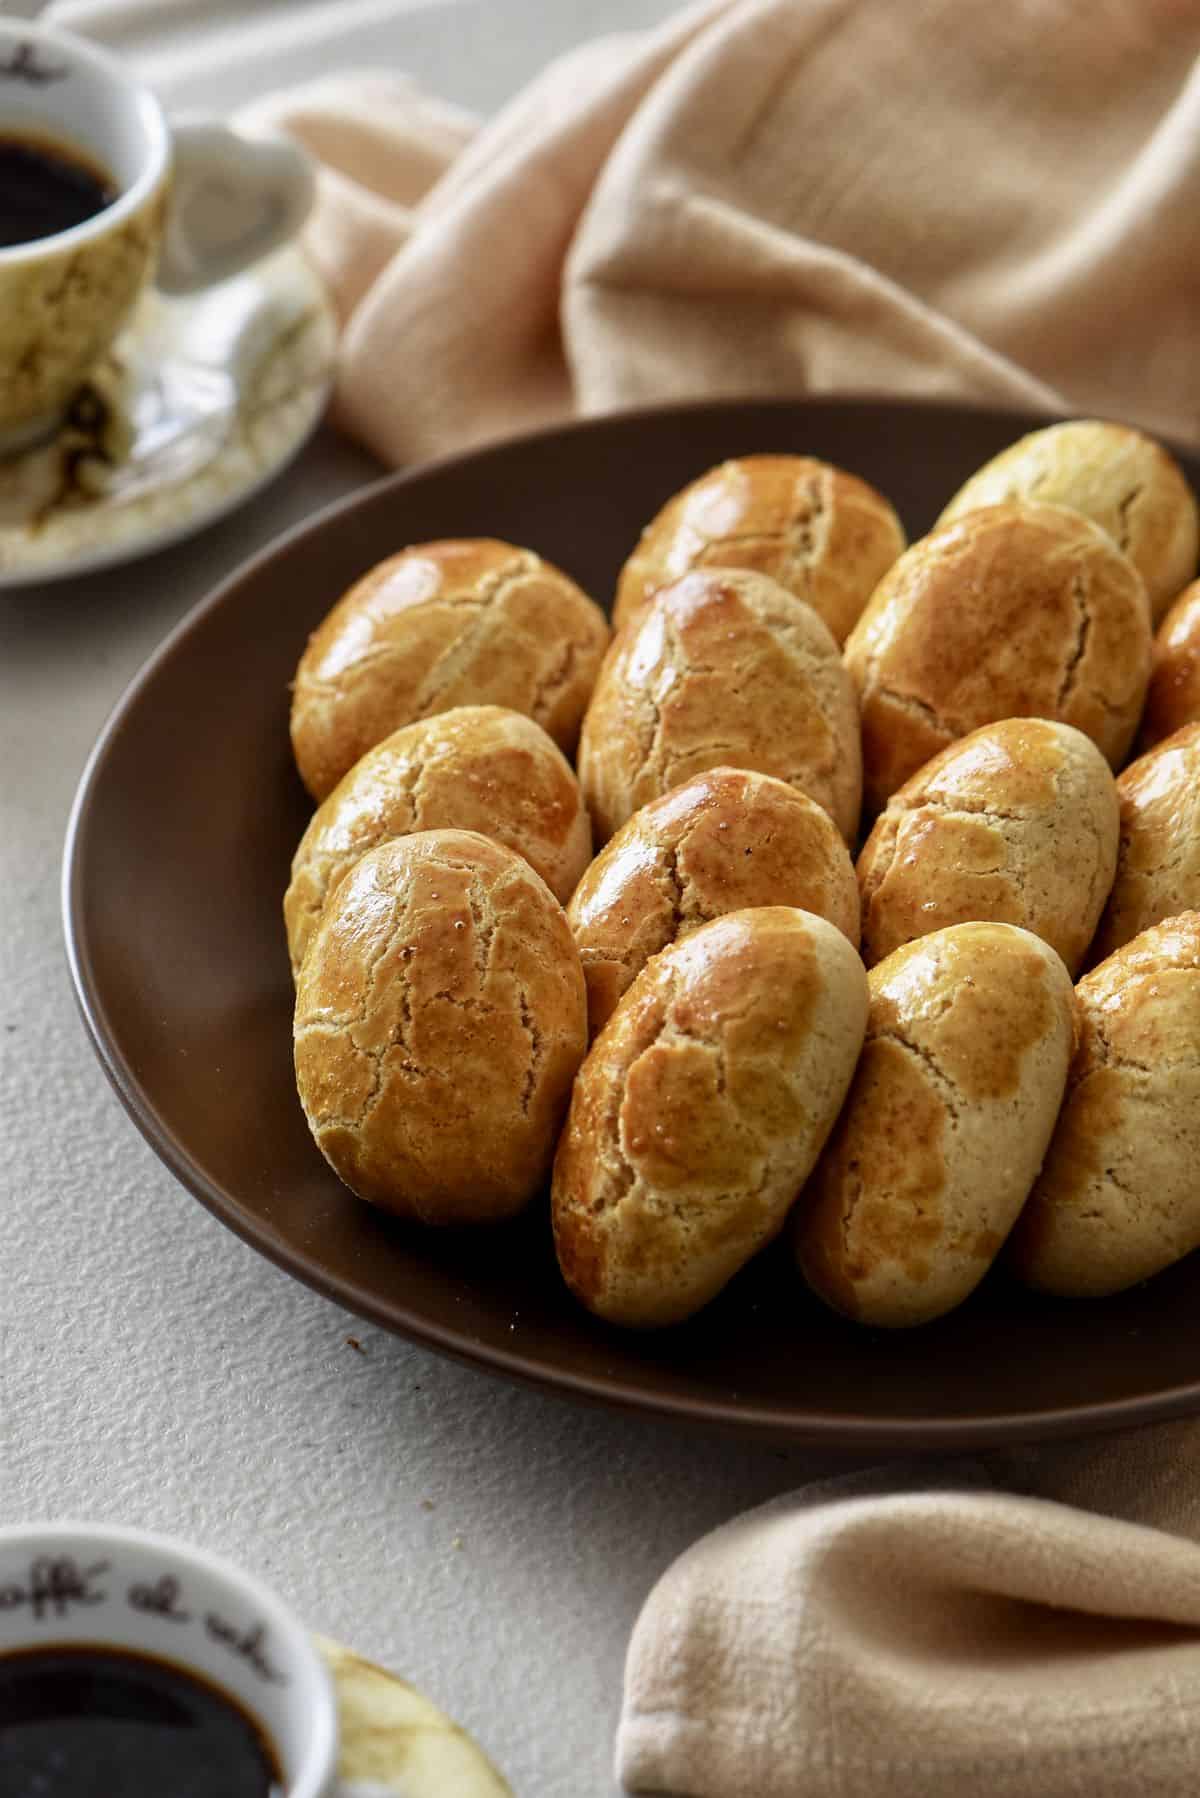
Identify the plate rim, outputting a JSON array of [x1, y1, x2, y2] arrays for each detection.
[[61, 391, 1200, 1448]]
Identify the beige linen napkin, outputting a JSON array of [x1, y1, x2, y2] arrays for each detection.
[[618, 1439, 1200, 1798], [242, 0, 1200, 467], [239, 4, 1200, 1790]]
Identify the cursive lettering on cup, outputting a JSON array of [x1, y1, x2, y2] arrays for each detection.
[[205, 1613, 288, 1685], [0, 1556, 110, 1620], [0, 44, 67, 85], [127, 1574, 191, 1623]]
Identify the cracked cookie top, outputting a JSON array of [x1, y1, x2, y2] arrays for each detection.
[[843, 501, 1152, 814], [1091, 721, 1200, 963], [285, 705, 592, 976], [796, 921, 1076, 1328], [857, 717, 1119, 974], [613, 454, 906, 643], [936, 419, 1199, 626], [289, 539, 611, 801], [1009, 910, 1200, 1297], [293, 828, 586, 1225], [578, 566, 862, 846], [567, 766, 859, 1038], [552, 906, 868, 1328]]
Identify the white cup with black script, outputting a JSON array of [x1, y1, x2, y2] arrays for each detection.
[[0, 1520, 338, 1795], [0, 18, 314, 451]]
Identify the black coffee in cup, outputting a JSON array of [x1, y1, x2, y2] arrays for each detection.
[[0, 131, 116, 247], [0, 1643, 283, 1795]]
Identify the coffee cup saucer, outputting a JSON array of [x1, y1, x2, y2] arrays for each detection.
[[0, 242, 336, 588], [319, 1636, 511, 1797]]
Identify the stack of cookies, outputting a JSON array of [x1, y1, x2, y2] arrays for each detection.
[[283, 420, 1200, 1334]]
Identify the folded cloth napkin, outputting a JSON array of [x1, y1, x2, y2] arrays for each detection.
[[241, 0, 1200, 468], [617, 1436, 1200, 1797]]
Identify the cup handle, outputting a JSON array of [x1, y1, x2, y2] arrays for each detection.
[[157, 118, 315, 296]]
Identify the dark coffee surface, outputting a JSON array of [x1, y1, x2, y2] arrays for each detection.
[[0, 1644, 283, 1796], [0, 134, 115, 247]]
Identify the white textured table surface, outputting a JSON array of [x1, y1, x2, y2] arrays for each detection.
[[0, 6, 852, 1793]]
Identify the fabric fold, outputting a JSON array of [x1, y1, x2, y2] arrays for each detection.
[[618, 1458, 1200, 1798], [238, 0, 1200, 468]]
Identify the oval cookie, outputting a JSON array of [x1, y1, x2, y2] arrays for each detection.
[[937, 418, 1198, 624], [285, 706, 591, 975], [579, 568, 862, 844], [843, 502, 1151, 814], [857, 718, 1118, 974], [1139, 580, 1200, 751], [291, 540, 610, 800], [552, 907, 868, 1328], [1091, 722, 1200, 963], [294, 830, 586, 1224], [795, 922, 1076, 1327], [1010, 913, 1200, 1296], [568, 767, 859, 1036], [614, 454, 905, 642]]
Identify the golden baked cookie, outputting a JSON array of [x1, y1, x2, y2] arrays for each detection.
[[614, 454, 906, 642], [843, 502, 1151, 815], [568, 767, 859, 1037], [294, 830, 586, 1224], [290, 540, 610, 800], [795, 923, 1076, 1328], [578, 568, 862, 845], [552, 907, 868, 1328], [1090, 722, 1200, 963], [1139, 580, 1200, 751], [1009, 912, 1200, 1297], [285, 706, 591, 976], [937, 418, 1198, 624], [857, 718, 1118, 974]]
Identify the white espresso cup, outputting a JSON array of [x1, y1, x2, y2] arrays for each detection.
[[0, 1521, 339, 1796], [0, 18, 314, 451]]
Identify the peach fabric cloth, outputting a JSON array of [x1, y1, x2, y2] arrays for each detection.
[[241, 4, 1200, 1791], [242, 0, 1200, 469]]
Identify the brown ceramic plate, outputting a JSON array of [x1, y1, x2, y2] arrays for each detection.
[[64, 397, 1200, 1450]]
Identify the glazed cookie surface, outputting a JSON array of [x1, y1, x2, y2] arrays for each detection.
[[578, 568, 862, 844], [568, 767, 859, 1036], [937, 419, 1198, 624], [1090, 722, 1200, 963], [285, 706, 591, 975], [796, 922, 1076, 1328], [1010, 912, 1200, 1297], [552, 907, 868, 1328], [1139, 580, 1200, 751], [844, 502, 1151, 813], [294, 830, 586, 1224], [857, 718, 1118, 974], [613, 454, 905, 642], [290, 539, 610, 800]]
